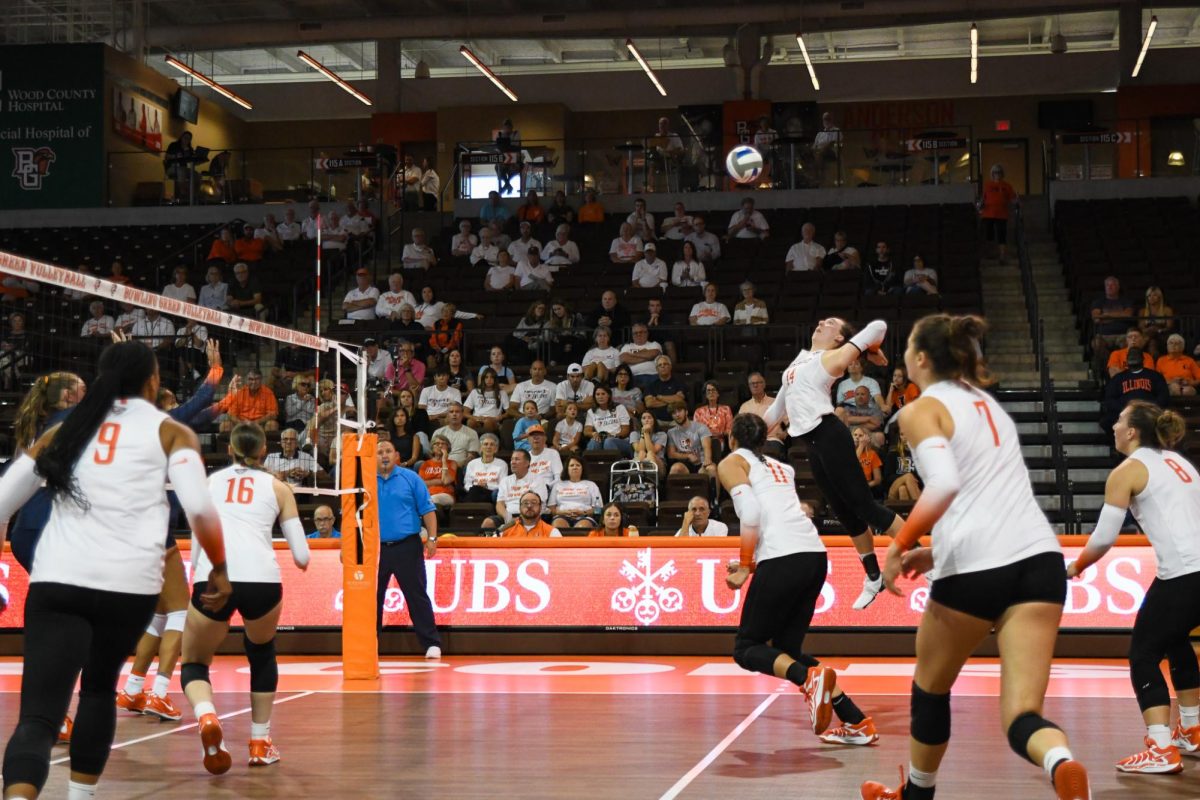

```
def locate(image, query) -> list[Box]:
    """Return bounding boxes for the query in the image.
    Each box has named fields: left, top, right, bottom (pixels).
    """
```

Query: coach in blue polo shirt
left=376, top=438, right=442, bottom=659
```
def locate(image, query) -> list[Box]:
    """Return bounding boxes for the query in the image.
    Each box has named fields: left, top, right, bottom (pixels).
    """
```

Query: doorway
left=978, top=139, right=1029, bottom=194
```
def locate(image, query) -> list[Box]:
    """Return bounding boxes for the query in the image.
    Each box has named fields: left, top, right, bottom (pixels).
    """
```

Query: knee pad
left=244, top=636, right=278, bottom=693
left=1007, top=712, right=1061, bottom=763
left=180, top=662, right=210, bottom=691
left=910, top=682, right=951, bottom=746
left=145, top=613, right=167, bottom=638
left=164, top=609, right=187, bottom=634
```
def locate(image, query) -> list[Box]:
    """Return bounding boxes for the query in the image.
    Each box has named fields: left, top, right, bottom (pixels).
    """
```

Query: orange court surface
left=2, top=654, right=1194, bottom=799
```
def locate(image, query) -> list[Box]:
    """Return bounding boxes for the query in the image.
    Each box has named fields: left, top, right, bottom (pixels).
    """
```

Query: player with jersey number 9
left=1068, top=401, right=1200, bottom=775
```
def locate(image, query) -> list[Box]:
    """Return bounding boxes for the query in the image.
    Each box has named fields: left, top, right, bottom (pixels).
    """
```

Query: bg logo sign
left=11, top=146, right=56, bottom=190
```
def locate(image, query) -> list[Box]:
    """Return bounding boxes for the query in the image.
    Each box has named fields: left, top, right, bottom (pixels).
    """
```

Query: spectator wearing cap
left=235, top=223, right=266, bottom=263
left=631, top=243, right=668, bottom=290
left=401, top=228, right=437, bottom=271
left=362, top=338, right=392, bottom=384
left=555, top=364, right=596, bottom=416
left=689, top=283, right=731, bottom=326
left=1156, top=334, right=1200, bottom=396
left=507, top=221, right=542, bottom=264
left=785, top=223, right=825, bottom=271
left=525, top=425, right=563, bottom=490
left=1101, top=347, right=1168, bottom=434
left=470, top=227, right=501, bottom=268
left=450, top=220, right=478, bottom=258
left=609, top=222, right=644, bottom=265
left=342, top=269, right=380, bottom=321
left=540, top=224, right=580, bottom=270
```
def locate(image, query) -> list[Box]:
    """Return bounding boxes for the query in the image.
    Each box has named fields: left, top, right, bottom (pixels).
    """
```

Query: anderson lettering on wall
left=0, top=43, right=104, bottom=209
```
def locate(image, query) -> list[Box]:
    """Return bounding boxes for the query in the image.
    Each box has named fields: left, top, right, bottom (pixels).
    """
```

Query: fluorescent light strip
left=625, top=38, right=667, bottom=97
left=296, top=50, right=373, bottom=106
left=1131, top=14, right=1157, bottom=77
left=459, top=46, right=518, bottom=102
left=164, top=55, right=253, bottom=110
left=970, top=23, right=978, bottom=84
left=795, top=34, right=820, bottom=91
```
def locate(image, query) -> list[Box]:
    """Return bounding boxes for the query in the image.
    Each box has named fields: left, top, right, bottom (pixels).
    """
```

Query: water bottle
left=627, top=525, right=640, bottom=538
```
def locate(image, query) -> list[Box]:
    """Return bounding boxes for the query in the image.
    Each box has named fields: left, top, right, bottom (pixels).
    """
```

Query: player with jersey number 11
left=1067, top=400, right=1200, bottom=775
left=861, top=314, right=1090, bottom=800
left=720, top=413, right=878, bottom=747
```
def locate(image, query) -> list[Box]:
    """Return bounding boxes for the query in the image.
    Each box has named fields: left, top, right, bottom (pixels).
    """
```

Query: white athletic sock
left=67, top=780, right=96, bottom=800
left=250, top=721, right=271, bottom=739
left=123, top=673, right=145, bottom=695
left=907, top=765, right=936, bottom=788
left=1181, top=705, right=1200, bottom=729
left=1042, top=745, right=1073, bottom=779
left=193, top=701, right=217, bottom=719
left=1148, top=724, right=1171, bottom=748
left=152, top=673, right=171, bottom=698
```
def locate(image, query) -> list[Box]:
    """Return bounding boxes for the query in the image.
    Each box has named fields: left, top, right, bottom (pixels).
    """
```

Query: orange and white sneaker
left=116, top=690, right=147, bottom=714
left=56, top=716, right=73, bottom=745
left=801, top=666, right=836, bottom=735
left=1171, top=723, right=1200, bottom=755
left=143, top=693, right=183, bottom=722
left=248, top=737, right=281, bottom=766
left=819, top=716, right=879, bottom=746
left=1115, top=738, right=1182, bottom=774
left=198, top=713, right=232, bottom=775
left=1053, top=759, right=1092, bottom=799
left=860, top=766, right=906, bottom=799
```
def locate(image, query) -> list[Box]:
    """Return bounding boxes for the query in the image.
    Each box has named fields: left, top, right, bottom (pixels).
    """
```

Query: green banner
left=0, top=43, right=104, bottom=209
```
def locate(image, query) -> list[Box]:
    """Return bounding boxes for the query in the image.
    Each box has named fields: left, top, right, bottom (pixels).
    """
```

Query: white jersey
left=780, top=349, right=836, bottom=436
left=917, top=381, right=1059, bottom=578
left=1127, top=448, right=1200, bottom=580
left=733, top=448, right=823, bottom=563
left=33, top=398, right=171, bottom=595
left=195, top=465, right=281, bottom=583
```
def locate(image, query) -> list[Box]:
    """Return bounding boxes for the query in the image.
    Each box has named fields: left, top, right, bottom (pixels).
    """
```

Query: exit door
left=978, top=139, right=1029, bottom=194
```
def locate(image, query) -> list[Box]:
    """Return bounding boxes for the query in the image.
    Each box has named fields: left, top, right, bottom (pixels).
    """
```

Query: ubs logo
left=11, top=146, right=56, bottom=190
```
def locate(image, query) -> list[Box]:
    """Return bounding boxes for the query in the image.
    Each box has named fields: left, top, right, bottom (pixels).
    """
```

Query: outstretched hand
left=865, top=349, right=889, bottom=368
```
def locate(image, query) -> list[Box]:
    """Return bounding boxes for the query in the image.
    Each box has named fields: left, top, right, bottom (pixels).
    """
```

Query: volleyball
left=725, top=145, right=764, bottom=184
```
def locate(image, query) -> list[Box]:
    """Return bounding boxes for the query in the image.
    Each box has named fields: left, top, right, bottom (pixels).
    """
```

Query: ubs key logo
left=11, top=146, right=56, bottom=190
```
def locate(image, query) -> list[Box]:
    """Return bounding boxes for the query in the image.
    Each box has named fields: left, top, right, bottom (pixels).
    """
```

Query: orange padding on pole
left=340, top=433, right=379, bottom=681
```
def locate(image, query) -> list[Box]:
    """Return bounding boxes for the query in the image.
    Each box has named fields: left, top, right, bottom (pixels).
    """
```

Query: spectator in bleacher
left=469, top=226, right=500, bottom=268
left=526, top=425, right=564, bottom=489
left=903, top=254, right=939, bottom=295
left=386, top=340, right=425, bottom=395
left=342, top=268, right=380, bottom=321
left=270, top=341, right=311, bottom=395
left=620, top=324, right=664, bottom=388
left=885, top=432, right=922, bottom=502
left=414, top=285, right=458, bottom=329
left=553, top=401, right=583, bottom=455
left=308, top=378, right=350, bottom=459
left=626, top=198, right=656, bottom=243
left=835, top=357, right=884, bottom=404
left=733, top=281, right=770, bottom=326
left=215, top=369, right=279, bottom=433
left=507, top=300, right=548, bottom=363
left=542, top=190, right=573, bottom=229
left=234, top=223, right=266, bottom=264
left=419, top=435, right=457, bottom=510
left=131, top=308, right=175, bottom=361
left=301, top=200, right=321, bottom=241
left=834, top=246, right=861, bottom=271
left=609, top=222, right=644, bottom=266
left=276, top=207, right=301, bottom=243
left=1101, top=348, right=1168, bottom=434
left=516, top=246, right=555, bottom=291
left=307, top=506, right=340, bottom=539
left=979, top=163, right=1019, bottom=264
left=427, top=303, right=465, bottom=369
left=465, top=368, right=509, bottom=432
left=590, top=503, right=632, bottom=538
left=206, top=227, right=237, bottom=265
left=583, top=385, right=633, bottom=457
left=397, top=154, right=421, bottom=210
left=785, top=222, right=826, bottom=271
left=198, top=266, right=228, bottom=311
left=265, top=428, right=321, bottom=486
left=630, top=410, right=666, bottom=472
left=173, top=318, right=208, bottom=380
left=282, top=374, right=316, bottom=433
left=376, top=273, right=418, bottom=321
left=738, top=372, right=773, bottom=418
left=864, top=241, right=901, bottom=295
left=1157, top=334, right=1200, bottom=396
left=685, top=215, right=721, bottom=264
left=390, top=306, right=428, bottom=362
left=479, top=190, right=510, bottom=226
left=1108, top=327, right=1157, bottom=378
left=689, top=283, right=731, bottom=326
left=725, top=196, right=769, bottom=240
left=882, top=365, right=920, bottom=415
left=661, top=202, right=694, bottom=241
left=545, top=300, right=586, bottom=364
left=632, top=243, right=668, bottom=290
left=823, top=230, right=854, bottom=270
left=477, top=346, right=517, bottom=392
left=450, top=220, right=478, bottom=259
left=517, top=190, right=545, bottom=227
left=1138, top=285, right=1175, bottom=358
left=1090, top=275, right=1135, bottom=380
left=671, top=241, right=707, bottom=289
left=512, top=402, right=543, bottom=452
left=362, top=338, right=392, bottom=386
left=813, top=112, right=842, bottom=182
left=462, top=433, right=507, bottom=503
left=162, top=266, right=196, bottom=303
left=445, top=349, right=473, bottom=395
left=582, top=326, right=620, bottom=383
left=508, top=221, right=542, bottom=264
left=509, top=360, right=555, bottom=418
left=836, top=385, right=885, bottom=432
left=693, top=380, right=733, bottom=455
left=114, top=302, right=143, bottom=334
left=486, top=219, right=511, bottom=251
left=228, top=262, right=268, bottom=321
left=80, top=300, right=114, bottom=340
left=853, top=425, right=884, bottom=499
left=666, top=402, right=715, bottom=478
left=585, top=290, right=631, bottom=343
left=541, top=224, right=580, bottom=269
left=577, top=190, right=605, bottom=225
left=433, top=402, right=481, bottom=468
left=611, top=364, right=645, bottom=415
left=500, top=492, right=560, bottom=538
left=675, top=496, right=728, bottom=537
left=401, top=228, right=437, bottom=271
left=320, top=211, right=350, bottom=267
left=645, top=356, right=688, bottom=425
left=0, top=313, right=30, bottom=389
left=548, top=456, right=602, bottom=529
left=254, top=214, right=283, bottom=253
left=418, top=367, right=462, bottom=427
left=103, top=259, right=129, bottom=287
left=555, top=363, right=595, bottom=415
left=395, top=387, right=431, bottom=453
left=419, top=157, right=439, bottom=211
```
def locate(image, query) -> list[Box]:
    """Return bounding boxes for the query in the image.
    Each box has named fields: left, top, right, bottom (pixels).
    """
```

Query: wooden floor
left=3, top=656, right=1198, bottom=799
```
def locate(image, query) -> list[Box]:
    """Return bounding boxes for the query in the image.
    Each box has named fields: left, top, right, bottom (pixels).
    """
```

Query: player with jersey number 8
left=1067, top=400, right=1200, bottom=775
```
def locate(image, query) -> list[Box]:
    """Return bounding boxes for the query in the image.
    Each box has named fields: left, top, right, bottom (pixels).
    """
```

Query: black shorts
left=982, top=217, right=1007, bottom=244
left=164, top=529, right=176, bottom=549
left=191, top=580, right=282, bottom=623
left=930, top=551, right=1066, bottom=623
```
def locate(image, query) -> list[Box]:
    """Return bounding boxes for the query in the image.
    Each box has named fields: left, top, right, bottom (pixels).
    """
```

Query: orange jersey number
left=1164, top=458, right=1194, bottom=484
left=224, top=476, right=255, bottom=504
left=974, top=401, right=1000, bottom=447
left=765, top=460, right=791, bottom=485
left=93, top=422, right=121, bottom=464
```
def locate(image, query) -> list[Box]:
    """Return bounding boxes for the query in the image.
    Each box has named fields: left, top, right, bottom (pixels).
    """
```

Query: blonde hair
left=14, top=372, right=81, bottom=449
left=1125, top=401, right=1187, bottom=449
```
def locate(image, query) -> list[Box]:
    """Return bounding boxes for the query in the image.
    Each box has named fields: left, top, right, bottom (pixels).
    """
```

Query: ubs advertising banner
left=0, top=43, right=104, bottom=209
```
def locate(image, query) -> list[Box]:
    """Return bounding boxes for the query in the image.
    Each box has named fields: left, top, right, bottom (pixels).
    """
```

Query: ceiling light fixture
left=970, top=23, right=978, bottom=84
left=296, top=50, right=373, bottom=106
left=795, top=33, right=820, bottom=91
left=1131, top=14, right=1157, bottom=77
left=164, top=55, right=253, bottom=110
left=459, top=46, right=518, bottom=101
left=625, top=38, right=667, bottom=96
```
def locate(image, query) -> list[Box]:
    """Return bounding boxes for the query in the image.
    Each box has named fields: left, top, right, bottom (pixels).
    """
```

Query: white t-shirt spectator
left=516, top=261, right=554, bottom=289
left=80, top=315, right=114, bottom=338
left=401, top=244, right=436, bottom=270
left=321, top=219, right=349, bottom=250
left=464, top=457, right=508, bottom=492
left=464, top=388, right=509, bottom=419
left=162, top=283, right=197, bottom=303
left=555, top=378, right=595, bottom=406
left=485, top=265, right=517, bottom=291
left=418, top=385, right=463, bottom=417
left=904, top=266, right=939, bottom=293
left=301, top=215, right=321, bottom=241
left=585, top=404, right=631, bottom=435
left=376, top=289, right=417, bottom=319
left=786, top=240, right=827, bottom=271
left=199, top=282, right=228, bottom=310
left=528, top=448, right=563, bottom=489
left=626, top=211, right=656, bottom=241
left=661, top=214, right=694, bottom=240
left=451, top=232, right=478, bottom=257
left=552, top=419, right=583, bottom=450
left=364, top=351, right=392, bottom=382
left=507, top=238, right=542, bottom=264
left=728, top=208, right=769, bottom=239
left=541, top=239, right=580, bottom=268
left=175, top=323, right=208, bottom=350
left=609, top=235, right=643, bottom=262
left=276, top=221, right=302, bottom=242
left=549, top=480, right=603, bottom=515
left=689, top=301, right=731, bottom=325
left=414, top=302, right=479, bottom=330
left=685, top=230, right=722, bottom=263
left=510, top=380, right=555, bottom=415
left=676, top=519, right=730, bottom=537
left=343, top=286, right=380, bottom=321
left=631, top=258, right=668, bottom=289
left=496, top=472, right=549, bottom=518
left=835, top=375, right=883, bottom=403
left=733, top=302, right=770, bottom=326
left=264, top=451, right=318, bottom=485
left=672, top=260, right=706, bottom=288
left=620, top=341, right=663, bottom=377
left=470, top=242, right=500, bottom=267
left=582, top=346, right=621, bottom=371
left=114, top=308, right=144, bottom=332
left=131, top=315, right=174, bottom=349
left=432, top=424, right=481, bottom=467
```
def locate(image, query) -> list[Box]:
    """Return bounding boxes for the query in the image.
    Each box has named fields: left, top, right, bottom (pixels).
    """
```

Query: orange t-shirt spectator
left=214, top=371, right=280, bottom=431
left=1157, top=353, right=1200, bottom=385
left=517, top=193, right=545, bottom=225
left=980, top=178, right=1016, bottom=220
left=578, top=192, right=606, bottom=224
left=418, top=445, right=457, bottom=504
left=206, top=228, right=238, bottom=264
left=234, top=226, right=265, bottom=263
left=1108, top=347, right=1155, bottom=375
left=502, top=518, right=559, bottom=537
left=858, top=448, right=883, bottom=482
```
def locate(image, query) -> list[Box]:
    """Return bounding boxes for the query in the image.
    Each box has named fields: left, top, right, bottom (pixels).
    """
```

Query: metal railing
left=1047, top=118, right=1200, bottom=182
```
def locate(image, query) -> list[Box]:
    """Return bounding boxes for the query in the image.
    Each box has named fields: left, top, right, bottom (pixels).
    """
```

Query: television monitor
left=172, top=89, right=199, bottom=124
left=1037, top=100, right=1093, bottom=131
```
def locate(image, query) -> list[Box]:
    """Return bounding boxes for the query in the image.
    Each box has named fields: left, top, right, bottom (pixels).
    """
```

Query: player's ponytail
left=1156, top=410, right=1187, bottom=448
left=14, top=371, right=80, bottom=450
left=1125, top=400, right=1186, bottom=449
left=230, top=422, right=266, bottom=469
left=730, top=413, right=768, bottom=463
left=36, top=342, right=157, bottom=509
left=911, top=313, right=994, bottom=387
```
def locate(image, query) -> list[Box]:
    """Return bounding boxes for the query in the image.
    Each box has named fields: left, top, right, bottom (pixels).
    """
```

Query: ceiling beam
left=825, top=31, right=835, bottom=58
left=332, top=43, right=367, bottom=69
left=267, top=47, right=309, bottom=72
left=1187, top=8, right=1200, bottom=42
left=1042, top=16, right=1054, bottom=45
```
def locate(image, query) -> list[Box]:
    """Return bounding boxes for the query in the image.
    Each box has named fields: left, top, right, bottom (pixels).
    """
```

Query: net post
left=340, top=431, right=379, bottom=680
